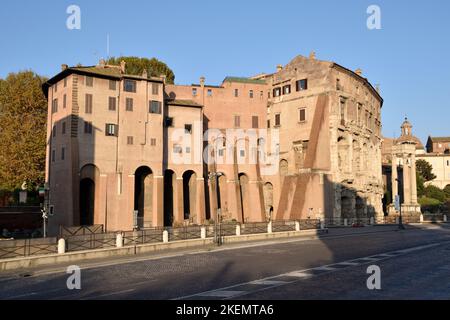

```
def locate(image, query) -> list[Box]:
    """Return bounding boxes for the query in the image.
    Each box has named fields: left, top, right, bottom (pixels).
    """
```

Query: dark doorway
left=182, top=170, right=197, bottom=221
left=134, top=166, right=153, bottom=228
left=80, top=178, right=95, bottom=226
left=164, top=170, right=175, bottom=227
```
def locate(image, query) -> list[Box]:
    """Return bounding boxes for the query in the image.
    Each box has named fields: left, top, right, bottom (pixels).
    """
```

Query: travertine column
left=196, top=177, right=206, bottom=224
left=152, top=176, right=164, bottom=227
left=174, top=178, right=184, bottom=224
left=410, top=153, right=418, bottom=204
left=403, top=155, right=411, bottom=204
left=391, top=154, right=398, bottom=201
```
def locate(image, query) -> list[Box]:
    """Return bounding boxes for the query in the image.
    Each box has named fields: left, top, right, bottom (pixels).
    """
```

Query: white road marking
left=83, top=289, right=135, bottom=299
left=286, top=271, right=314, bottom=279
left=250, top=280, right=289, bottom=286
left=200, top=290, right=246, bottom=298
left=314, top=266, right=337, bottom=271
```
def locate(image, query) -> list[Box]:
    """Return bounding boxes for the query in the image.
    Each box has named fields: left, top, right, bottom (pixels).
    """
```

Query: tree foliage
left=416, top=159, right=436, bottom=182
left=423, top=185, right=446, bottom=203
left=106, top=56, right=175, bottom=84
left=0, top=71, right=47, bottom=191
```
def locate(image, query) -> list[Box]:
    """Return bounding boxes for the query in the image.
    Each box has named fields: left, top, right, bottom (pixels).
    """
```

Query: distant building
left=426, top=136, right=450, bottom=154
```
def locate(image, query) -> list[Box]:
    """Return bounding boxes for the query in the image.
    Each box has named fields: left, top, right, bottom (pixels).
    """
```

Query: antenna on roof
left=106, top=33, right=110, bottom=59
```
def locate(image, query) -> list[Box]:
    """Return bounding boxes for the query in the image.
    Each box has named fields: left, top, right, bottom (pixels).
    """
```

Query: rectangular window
left=149, top=100, right=162, bottom=114
left=234, top=89, right=239, bottom=97
left=124, top=79, right=136, bottom=93
left=240, top=150, right=245, bottom=157
left=260, top=91, right=264, bottom=99
left=267, top=119, right=270, bottom=128
left=108, top=97, right=116, bottom=111
left=51, top=150, right=55, bottom=162
left=62, top=122, right=66, bottom=135
left=447, top=160, right=449, bottom=166
left=207, top=89, right=212, bottom=97
left=283, top=85, right=291, bottom=95
left=249, top=90, right=254, bottom=98
left=85, top=94, right=93, bottom=114
left=127, top=136, right=134, bottom=145
left=186, top=147, right=191, bottom=154
left=185, top=124, right=193, bottom=134
left=126, top=98, right=133, bottom=111
left=275, top=113, right=281, bottom=127
left=273, top=87, right=281, bottom=97
left=192, top=88, right=197, bottom=96
left=336, top=79, right=341, bottom=91
left=252, top=116, right=259, bottom=129
left=299, top=108, right=306, bottom=122
left=173, top=145, right=183, bottom=154
left=61, top=147, right=65, bottom=161
left=152, top=83, right=159, bottom=95
left=63, top=94, right=67, bottom=109
left=109, top=80, right=116, bottom=91
left=340, top=99, right=346, bottom=122
left=64, top=77, right=67, bottom=88
left=296, top=79, right=308, bottom=91
left=218, top=149, right=224, bottom=157
left=151, top=138, right=156, bottom=146
left=84, top=121, right=93, bottom=134
left=54, top=83, right=57, bottom=93
left=86, top=76, right=93, bottom=87
left=234, top=115, right=241, bottom=128
left=52, top=125, right=57, bottom=138
left=52, top=99, right=58, bottom=113
left=105, top=123, right=118, bottom=136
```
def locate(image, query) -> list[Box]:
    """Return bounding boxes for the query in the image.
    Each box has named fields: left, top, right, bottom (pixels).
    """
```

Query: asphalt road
left=1, top=224, right=450, bottom=300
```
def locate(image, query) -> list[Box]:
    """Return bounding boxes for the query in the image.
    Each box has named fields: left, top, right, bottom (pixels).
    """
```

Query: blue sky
left=0, top=0, right=449, bottom=143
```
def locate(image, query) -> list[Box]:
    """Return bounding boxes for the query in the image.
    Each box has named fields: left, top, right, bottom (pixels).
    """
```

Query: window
left=54, top=83, right=57, bottom=93
left=108, top=97, right=116, bottom=111
left=124, top=79, right=136, bottom=93
left=357, top=103, right=362, bottom=126
left=340, top=99, right=346, bottom=122
left=62, top=122, right=66, bottom=135
left=218, top=149, right=224, bottom=157
left=64, top=78, right=67, bottom=88
left=185, top=124, right=193, bottom=134
left=61, top=147, right=65, bottom=161
left=86, top=76, right=93, bottom=87
left=186, top=147, right=191, bottom=154
left=109, top=80, right=116, bottom=91
left=85, top=94, right=93, bottom=114
left=252, top=116, right=259, bottom=129
left=52, top=99, right=58, bottom=113
left=299, top=108, right=306, bottom=122
left=151, top=138, right=156, bottom=146
left=240, top=150, right=245, bottom=157
left=249, top=90, right=254, bottom=98
left=447, top=160, right=450, bottom=166
left=173, top=145, right=183, bottom=154
left=164, top=117, right=174, bottom=127
left=273, top=87, right=281, bottom=97
left=126, top=98, right=133, bottom=111
left=275, top=114, right=281, bottom=127
left=149, top=100, right=162, bottom=114
left=105, top=123, right=118, bottom=136
left=192, top=88, right=197, bottom=96
left=283, top=85, right=291, bottom=95
left=207, top=89, right=212, bottom=97
left=63, top=94, right=67, bottom=109
left=336, top=79, right=341, bottom=91
left=260, top=91, right=264, bottom=99
left=127, top=136, right=134, bottom=145
left=52, top=125, right=56, bottom=138
left=296, top=79, right=308, bottom=91
left=51, top=150, right=55, bottom=162
left=234, top=89, right=239, bottom=97
left=152, top=83, right=159, bottom=95
left=84, top=121, right=93, bottom=134
left=234, top=115, right=241, bottom=128
left=267, top=119, right=270, bottom=128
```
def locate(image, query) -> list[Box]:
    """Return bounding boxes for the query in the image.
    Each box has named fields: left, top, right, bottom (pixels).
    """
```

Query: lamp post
left=395, top=179, right=405, bottom=230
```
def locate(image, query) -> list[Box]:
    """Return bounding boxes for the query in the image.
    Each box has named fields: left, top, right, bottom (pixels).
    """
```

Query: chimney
left=120, top=60, right=126, bottom=74
left=98, top=59, right=106, bottom=67
left=142, top=69, right=148, bottom=78
left=61, top=64, right=68, bottom=71
left=309, top=51, right=316, bottom=60
left=276, top=65, right=283, bottom=72
left=355, top=69, right=363, bottom=76
left=200, top=76, right=205, bottom=87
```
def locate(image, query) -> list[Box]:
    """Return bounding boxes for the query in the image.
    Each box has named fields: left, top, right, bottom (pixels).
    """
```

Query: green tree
left=444, top=184, right=450, bottom=199
left=416, top=159, right=436, bottom=182
left=106, top=56, right=175, bottom=84
left=423, top=185, right=446, bottom=203
left=417, top=175, right=425, bottom=198
left=0, top=71, right=47, bottom=191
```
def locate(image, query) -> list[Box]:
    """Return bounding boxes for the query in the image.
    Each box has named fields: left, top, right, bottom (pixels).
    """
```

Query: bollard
left=344, top=218, right=348, bottom=227
left=396, top=217, right=400, bottom=224
left=201, top=227, right=206, bottom=239
left=295, top=221, right=300, bottom=232
left=267, top=221, right=273, bottom=234
left=420, top=214, right=424, bottom=223
left=444, top=215, right=448, bottom=222
left=163, top=230, right=169, bottom=243
left=320, top=220, right=325, bottom=230
left=116, top=233, right=123, bottom=248
left=236, top=224, right=241, bottom=236
left=370, top=217, right=374, bottom=225
left=58, top=238, right=66, bottom=254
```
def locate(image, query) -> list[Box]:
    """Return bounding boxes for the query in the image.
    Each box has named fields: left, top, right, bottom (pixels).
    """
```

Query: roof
left=428, top=137, right=450, bottom=143
left=166, top=99, right=203, bottom=108
left=396, top=135, right=424, bottom=150
left=222, top=77, right=267, bottom=85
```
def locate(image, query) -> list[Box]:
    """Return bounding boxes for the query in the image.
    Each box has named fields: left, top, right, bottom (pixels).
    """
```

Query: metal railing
left=166, top=226, right=202, bottom=242
left=66, top=233, right=117, bottom=252
left=298, top=219, right=321, bottom=230
left=122, top=228, right=164, bottom=246
left=241, top=222, right=268, bottom=235
left=272, top=220, right=297, bottom=232
left=0, top=238, right=57, bottom=259
left=59, top=225, right=104, bottom=237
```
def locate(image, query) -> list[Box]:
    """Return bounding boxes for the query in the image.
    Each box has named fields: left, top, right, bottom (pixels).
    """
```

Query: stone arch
left=280, top=159, right=288, bottom=177
left=337, top=136, right=348, bottom=171
left=182, top=170, right=197, bottom=221
left=164, top=169, right=176, bottom=227
left=134, top=166, right=153, bottom=228
left=79, top=164, right=100, bottom=226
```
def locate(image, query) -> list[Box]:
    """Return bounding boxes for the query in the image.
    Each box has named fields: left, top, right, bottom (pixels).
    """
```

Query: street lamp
left=395, top=178, right=405, bottom=230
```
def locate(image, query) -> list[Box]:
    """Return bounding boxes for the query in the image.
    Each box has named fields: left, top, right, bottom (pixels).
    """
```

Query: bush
left=423, top=185, right=446, bottom=203
left=444, top=185, right=450, bottom=199
left=419, top=196, right=443, bottom=214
